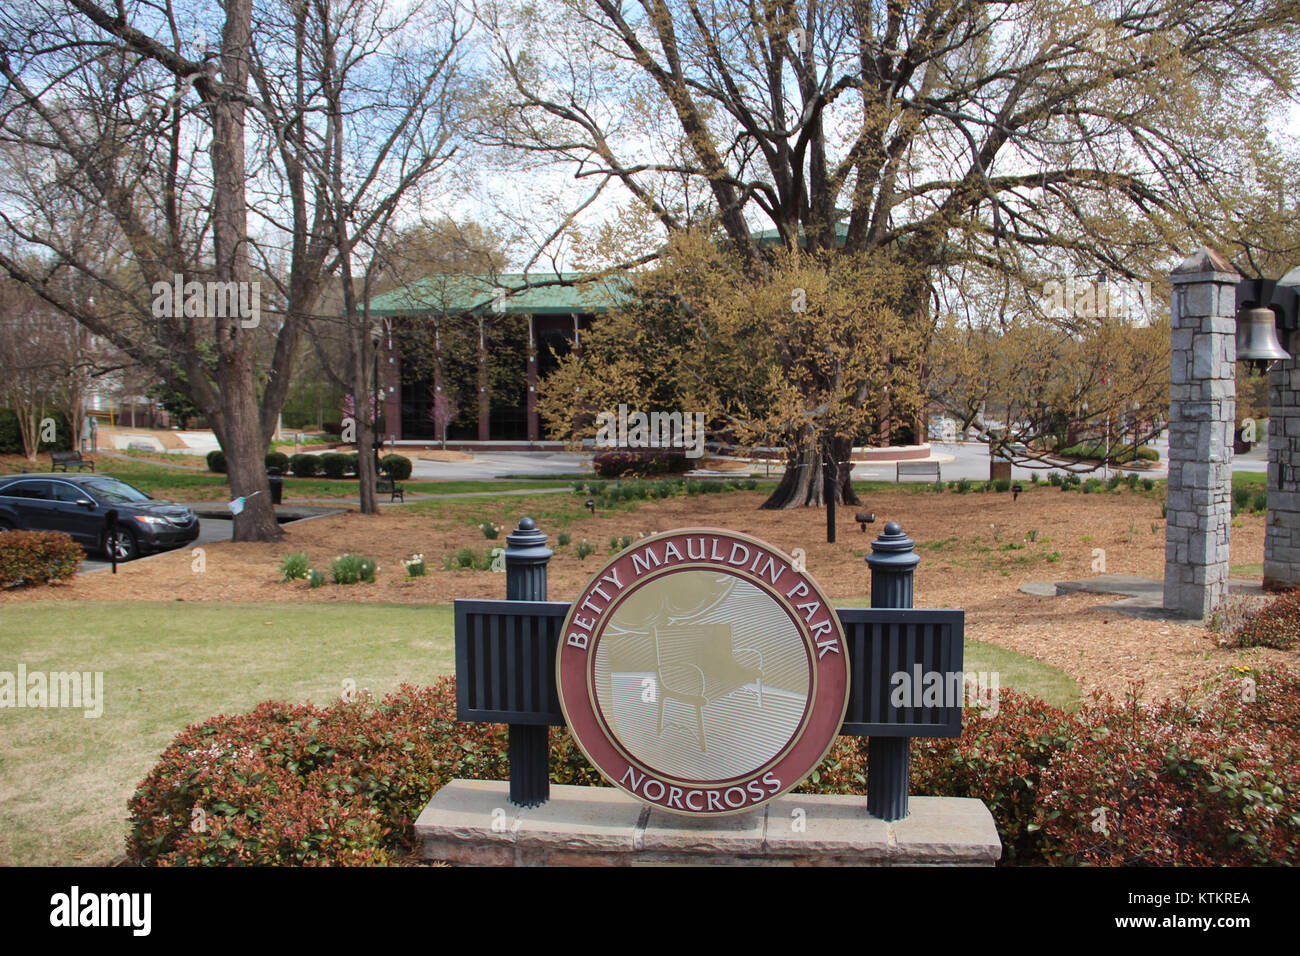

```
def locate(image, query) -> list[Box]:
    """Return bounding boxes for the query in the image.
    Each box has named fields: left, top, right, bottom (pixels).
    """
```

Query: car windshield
left=84, top=478, right=151, bottom=504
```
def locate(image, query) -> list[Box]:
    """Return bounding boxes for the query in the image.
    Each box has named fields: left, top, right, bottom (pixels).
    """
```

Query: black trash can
left=267, top=466, right=284, bottom=505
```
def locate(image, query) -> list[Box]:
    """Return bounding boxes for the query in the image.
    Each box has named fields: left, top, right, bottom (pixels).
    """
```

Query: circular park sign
left=556, top=528, right=850, bottom=816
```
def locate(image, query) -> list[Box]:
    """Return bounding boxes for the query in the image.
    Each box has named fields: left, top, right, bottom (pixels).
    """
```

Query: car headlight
left=132, top=515, right=169, bottom=527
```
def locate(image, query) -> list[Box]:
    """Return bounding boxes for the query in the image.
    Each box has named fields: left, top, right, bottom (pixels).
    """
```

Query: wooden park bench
left=376, top=475, right=404, bottom=502
left=51, top=450, right=94, bottom=472
left=896, top=460, right=940, bottom=482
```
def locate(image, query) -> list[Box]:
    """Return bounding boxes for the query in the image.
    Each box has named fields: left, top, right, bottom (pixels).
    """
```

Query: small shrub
left=1251, top=491, right=1268, bottom=513
left=1047, top=473, right=1063, bottom=487
left=0, top=531, right=83, bottom=586
left=289, top=453, right=320, bottom=478
left=307, top=569, right=326, bottom=588
left=741, top=478, right=757, bottom=490
left=1141, top=478, right=1154, bottom=491
left=1030, top=472, right=1040, bottom=484
left=279, top=552, right=310, bottom=582
left=955, top=478, right=972, bottom=494
left=402, top=554, right=427, bottom=578
left=1230, top=591, right=1300, bottom=649
left=206, top=450, right=227, bottom=473
left=265, top=451, right=289, bottom=473
left=330, top=553, right=377, bottom=585
left=609, top=536, right=621, bottom=552
left=576, top=540, right=596, bottom=560
left=344, top=453, right=360, bottom=477
left=480, top=522, right=502, bottom=540
left=1234, top=487, right=1251, bottom=510
left=557, top=532, right=572, bottom=547
left=319, top=452, right=349, bottom=479
left=379, top=454, right=413, bottom=481
left=994, top=479, right=1011, bottom=493
left=453, top=547, right=476, bottom=569
left=932, top=480, right=944, bottom=493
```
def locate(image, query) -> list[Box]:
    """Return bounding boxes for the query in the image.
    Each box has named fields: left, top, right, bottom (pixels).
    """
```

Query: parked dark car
left=0, top=474, right=199, bottom=561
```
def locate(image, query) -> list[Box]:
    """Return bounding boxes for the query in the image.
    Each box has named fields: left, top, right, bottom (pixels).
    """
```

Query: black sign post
left=865, top=521, right=921, bottom=821
left=105, top=508, right=119, bottom=574
left=503, top=517, right=554, bottom=808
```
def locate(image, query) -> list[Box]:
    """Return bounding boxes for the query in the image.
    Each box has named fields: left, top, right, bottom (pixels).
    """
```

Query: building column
left=1163, top=247, right=1238, bottom=620
left=526, top=314, right=539, bottom=442
left=382, top=319, right=402, bottom=442
left=477, top=316, right=490, bottom=441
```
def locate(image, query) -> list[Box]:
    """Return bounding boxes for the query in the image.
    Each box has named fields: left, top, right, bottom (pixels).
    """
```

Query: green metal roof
left=366, top=272, right=633, bottom=316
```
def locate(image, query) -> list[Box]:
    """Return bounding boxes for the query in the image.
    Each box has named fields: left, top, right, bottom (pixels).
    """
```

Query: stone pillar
left=1263, top=268, right=1300, bottom=589
left=1162, top=248, right=1239, bottom=619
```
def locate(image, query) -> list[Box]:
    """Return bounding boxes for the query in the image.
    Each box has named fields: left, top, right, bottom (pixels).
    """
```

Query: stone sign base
left=415, top=780, right=1002, bottom=866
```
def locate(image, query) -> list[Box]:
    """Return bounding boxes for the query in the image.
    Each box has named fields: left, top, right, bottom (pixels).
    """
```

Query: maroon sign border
left=556, top=528, right=849, bottom=817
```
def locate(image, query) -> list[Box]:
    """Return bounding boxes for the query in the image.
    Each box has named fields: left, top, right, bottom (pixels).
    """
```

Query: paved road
left=80, top=517, right=233, bottom=574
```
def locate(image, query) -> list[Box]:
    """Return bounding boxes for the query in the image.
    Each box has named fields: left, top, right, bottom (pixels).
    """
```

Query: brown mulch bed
left=5, top=486, right=1294, bottom=700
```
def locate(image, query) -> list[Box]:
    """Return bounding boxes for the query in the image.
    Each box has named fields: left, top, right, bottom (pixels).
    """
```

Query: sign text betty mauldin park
left=415, top=519, right=1003, bottom=866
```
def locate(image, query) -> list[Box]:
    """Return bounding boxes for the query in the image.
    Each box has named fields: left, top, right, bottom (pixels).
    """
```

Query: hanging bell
left=1236, top=306, right=1289, bottom=374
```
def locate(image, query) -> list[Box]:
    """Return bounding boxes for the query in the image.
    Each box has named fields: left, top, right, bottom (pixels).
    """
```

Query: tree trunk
left=212, top=0, right=280, bottom=542
left=760, top=428, right=860, bottom=509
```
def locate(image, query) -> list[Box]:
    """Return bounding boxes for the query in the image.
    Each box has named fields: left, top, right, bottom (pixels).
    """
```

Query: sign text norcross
left=557, top=528, right=850, bottom=816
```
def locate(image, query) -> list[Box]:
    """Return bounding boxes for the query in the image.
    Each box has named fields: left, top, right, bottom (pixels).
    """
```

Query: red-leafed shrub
left=126, top=679, right=512, bottom=866
left=0, top=530, right=83, bottom=586
left=913, top=666, right=1300, bottom=866
left=911, top=690, right=1081, bottom=863
left=1035, top=669, right=1300, bottom=866
left=593, top=450, right=692, bottom=478
left=129, top=668, right=1300, bottom=866
left=1229, top=591, right=1300, bottom=650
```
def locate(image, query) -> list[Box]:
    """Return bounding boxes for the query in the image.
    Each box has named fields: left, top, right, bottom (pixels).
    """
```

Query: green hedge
left=379, top=454, right=412, bottom=481
left=1058, top=442, right=1159, bottom=463
left=319, top=452, right=350, bottom=479
left=289, top=453, right=321, bottom=477
left=0, top=409, right=73, bottom=455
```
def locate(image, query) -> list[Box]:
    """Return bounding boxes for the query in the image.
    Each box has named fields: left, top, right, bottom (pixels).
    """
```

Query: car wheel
left=0, top=519, right=13, bottom=533
left=103, top=528, right=138, bottom=562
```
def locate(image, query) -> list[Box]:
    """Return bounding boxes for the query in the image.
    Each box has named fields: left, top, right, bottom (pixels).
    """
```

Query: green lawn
left=833, top=598, right=1081, bottom=711
left=0, top=602, right=454, bottom=866
left=0, top=597, right=1078, bottom=866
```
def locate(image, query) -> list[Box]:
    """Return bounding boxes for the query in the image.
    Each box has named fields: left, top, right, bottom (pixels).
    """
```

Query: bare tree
left=478, top=0, right=1300, bottom=506
left=269, top=0, right=467, bottom=514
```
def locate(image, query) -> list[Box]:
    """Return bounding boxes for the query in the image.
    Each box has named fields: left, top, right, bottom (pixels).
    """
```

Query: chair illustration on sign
left=652, top=622, right=764, bottom=752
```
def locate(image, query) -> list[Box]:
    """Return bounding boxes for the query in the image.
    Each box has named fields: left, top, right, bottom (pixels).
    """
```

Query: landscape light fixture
left=584, top=498, right=595, bottom=515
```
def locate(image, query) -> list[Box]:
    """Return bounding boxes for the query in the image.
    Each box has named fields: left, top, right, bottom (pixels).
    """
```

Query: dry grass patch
left=4, top=485, right=1294, bottom=699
